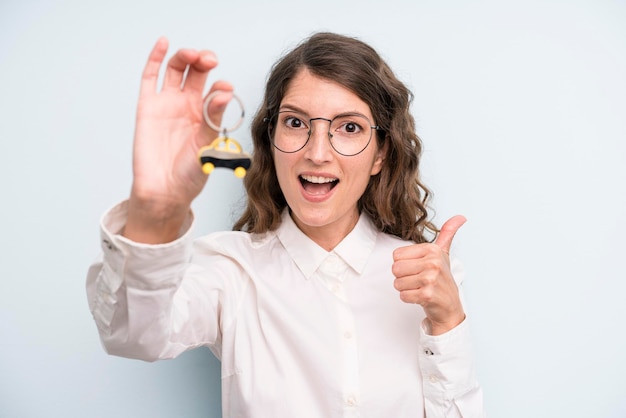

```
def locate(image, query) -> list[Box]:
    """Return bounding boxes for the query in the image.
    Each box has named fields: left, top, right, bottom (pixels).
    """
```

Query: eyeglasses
left=265, top=111, right=382, bottom=156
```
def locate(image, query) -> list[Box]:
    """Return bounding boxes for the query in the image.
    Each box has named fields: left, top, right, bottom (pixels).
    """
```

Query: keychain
left=198, top=91, right=251, bottom=178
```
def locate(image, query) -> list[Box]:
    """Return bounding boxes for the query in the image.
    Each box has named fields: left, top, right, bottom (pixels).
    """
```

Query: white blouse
left=87, top=201, right=485, bottom=418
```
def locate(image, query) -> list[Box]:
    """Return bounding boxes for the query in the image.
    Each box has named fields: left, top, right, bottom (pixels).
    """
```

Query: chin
left=290, top=207, right=330, bottom=227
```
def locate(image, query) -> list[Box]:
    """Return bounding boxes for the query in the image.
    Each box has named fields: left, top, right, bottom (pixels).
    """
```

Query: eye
left=282, top=115, right=307, bottom=129
left=334, top=116, right=366, bottom=135
left=343, top=121, right=361, bottom=133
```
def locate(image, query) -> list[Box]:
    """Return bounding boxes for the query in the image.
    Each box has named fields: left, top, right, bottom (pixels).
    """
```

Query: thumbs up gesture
left=392, top=215, right=467, bottom=335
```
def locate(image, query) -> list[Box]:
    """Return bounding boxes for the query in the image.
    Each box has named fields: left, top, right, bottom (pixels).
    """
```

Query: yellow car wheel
left=202, top=162, right=215, bottom=175
left=234, top=167, right=246, bottom=178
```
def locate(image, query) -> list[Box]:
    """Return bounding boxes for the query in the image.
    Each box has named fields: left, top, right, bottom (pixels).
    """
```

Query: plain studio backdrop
left=1, top=0, right=625, bottom=417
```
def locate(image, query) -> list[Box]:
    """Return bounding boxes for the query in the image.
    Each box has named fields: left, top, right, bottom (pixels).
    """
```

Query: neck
left=291, top=211, right=360, bottom=252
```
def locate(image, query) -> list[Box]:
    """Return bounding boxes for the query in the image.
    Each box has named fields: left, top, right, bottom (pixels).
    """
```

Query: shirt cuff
left=419, top=317, right=477, bottom=397
left=98, top=200, right=195, bottom=290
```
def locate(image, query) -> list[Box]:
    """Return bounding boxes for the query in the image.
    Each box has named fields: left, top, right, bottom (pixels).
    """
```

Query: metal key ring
left=202, top=90, right=245, bottom=133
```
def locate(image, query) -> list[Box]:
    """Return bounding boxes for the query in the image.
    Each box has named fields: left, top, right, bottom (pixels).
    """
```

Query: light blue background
left=1, top=0, right=625, bottom=417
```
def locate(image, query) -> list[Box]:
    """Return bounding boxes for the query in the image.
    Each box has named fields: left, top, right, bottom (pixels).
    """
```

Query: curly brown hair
left=233, top=32, right=438, bottom=243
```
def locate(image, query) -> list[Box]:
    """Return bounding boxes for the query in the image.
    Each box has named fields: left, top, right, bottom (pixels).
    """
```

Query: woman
left=87, top=32, right=485, bottom=417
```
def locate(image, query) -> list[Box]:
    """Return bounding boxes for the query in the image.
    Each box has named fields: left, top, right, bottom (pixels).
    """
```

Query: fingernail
left=202, top=52, right=218, bottom=64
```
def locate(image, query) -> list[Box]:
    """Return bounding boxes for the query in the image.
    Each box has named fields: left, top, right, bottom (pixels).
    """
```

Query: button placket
left=319, top=254, right=361, bottom=413
left=336, top=283, right=359, bottom=415
left=317, top=253, right=360, bottom=412
left=319, top=253, right=348, bottom=301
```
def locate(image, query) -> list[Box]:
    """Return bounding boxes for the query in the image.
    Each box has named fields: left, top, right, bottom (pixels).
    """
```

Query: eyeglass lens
left=269, top=111, right=375, bottom=156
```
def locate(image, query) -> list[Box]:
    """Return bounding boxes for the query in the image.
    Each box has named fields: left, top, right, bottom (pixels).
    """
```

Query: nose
left=304, top=118, right=334, bottom=163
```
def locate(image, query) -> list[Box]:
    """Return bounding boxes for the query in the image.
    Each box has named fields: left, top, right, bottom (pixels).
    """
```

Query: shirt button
left=429, top=374, right=439, bottom=383
left=346, top=395, right=357, bottom=406
left=102, top=239, right=116, bottom=250
left=344, top=331, right=353, bottom=339
left=331, top=284, right=341, bottom=293
left=424, top=348, right=434, bottom=356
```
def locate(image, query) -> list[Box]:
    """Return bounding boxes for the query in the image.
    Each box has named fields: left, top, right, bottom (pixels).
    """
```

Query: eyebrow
left=278, top=104, right=310, bottom=116
left=278, top=104, right=372, bottom=120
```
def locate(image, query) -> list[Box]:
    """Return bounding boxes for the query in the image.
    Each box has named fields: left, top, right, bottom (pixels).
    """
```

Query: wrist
left=425, top=312, right=466, bottom=336
left=123, top=193, right=190, bottom=244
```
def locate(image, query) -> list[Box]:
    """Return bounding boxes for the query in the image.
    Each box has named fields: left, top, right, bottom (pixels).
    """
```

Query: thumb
left=434, top=215, right=467, bottom=254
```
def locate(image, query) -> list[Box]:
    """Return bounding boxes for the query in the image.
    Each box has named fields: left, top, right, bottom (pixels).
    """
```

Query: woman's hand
left=392, top=216, right=467, bottom=335
left=124, top=37, right=233, bottom=243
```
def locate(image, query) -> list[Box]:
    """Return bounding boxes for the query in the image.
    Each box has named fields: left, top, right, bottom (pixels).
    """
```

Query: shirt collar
left=275, top=209, right=378, bottom=279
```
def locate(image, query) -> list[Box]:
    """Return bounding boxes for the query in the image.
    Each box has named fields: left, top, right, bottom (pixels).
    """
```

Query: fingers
left=161, top=48, right=193, bottom=89
left=206, top=81, right=234, bottom=107
left=140, top=39, right=221, bottom=96
left=392, top=215, right=466, bottom=289
left=163, top=49, right=218, bottom=92
left=393, top=215, right=466, bottom=261
left=392, top=254, right=441, bottom=292
left=140, top=37, right=169, bottom=95
left=395, top=287, right=432, bottom=305
left=183, top=50, right=218, bottom=93
left=434, top=215, right=467, bottom=254
left=393, top=272, right=428, bottom=293
left=392, top=214, right=467, bottom=294
left=200, top=81, right=235, bottom=135
left=392, top=249, right=463, bottom=327
left=393, top=265, right=444, bottom=309
left=392, top=215, right=466, bottom=333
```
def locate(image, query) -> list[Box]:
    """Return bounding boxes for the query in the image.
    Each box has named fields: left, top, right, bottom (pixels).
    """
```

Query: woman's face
left=273, top=69, right=385, bottom=250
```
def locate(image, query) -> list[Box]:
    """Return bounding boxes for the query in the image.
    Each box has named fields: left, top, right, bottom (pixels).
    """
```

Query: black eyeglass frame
left=263, top=112, right=383, bottom=157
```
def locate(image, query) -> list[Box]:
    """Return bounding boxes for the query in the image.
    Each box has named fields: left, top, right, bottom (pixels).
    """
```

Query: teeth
left=301, top=174, right=337, bottom=184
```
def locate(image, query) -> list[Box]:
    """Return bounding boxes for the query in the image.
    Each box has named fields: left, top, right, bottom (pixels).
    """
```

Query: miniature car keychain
left=198, top=91, right=252, bottom=178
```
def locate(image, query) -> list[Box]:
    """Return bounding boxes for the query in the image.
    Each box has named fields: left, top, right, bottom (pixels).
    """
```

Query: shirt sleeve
left=419, top=257, right=486, bottom=418
left=85, top=200, right=242, bottom=362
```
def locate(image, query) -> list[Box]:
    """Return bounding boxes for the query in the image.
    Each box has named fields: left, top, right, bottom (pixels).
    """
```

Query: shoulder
left=195, top=228, right=277, bottom=249
left=375, top=229, right=413, bottom=251
left=193, top=229, right=280, bottom=260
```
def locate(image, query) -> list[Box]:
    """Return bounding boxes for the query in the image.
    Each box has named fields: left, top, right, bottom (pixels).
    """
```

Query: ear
left=370, top=139, right=388, bottom=176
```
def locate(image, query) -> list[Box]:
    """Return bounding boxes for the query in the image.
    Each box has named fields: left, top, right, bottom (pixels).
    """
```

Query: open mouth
left=299, top=174, right=339, bottom=195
